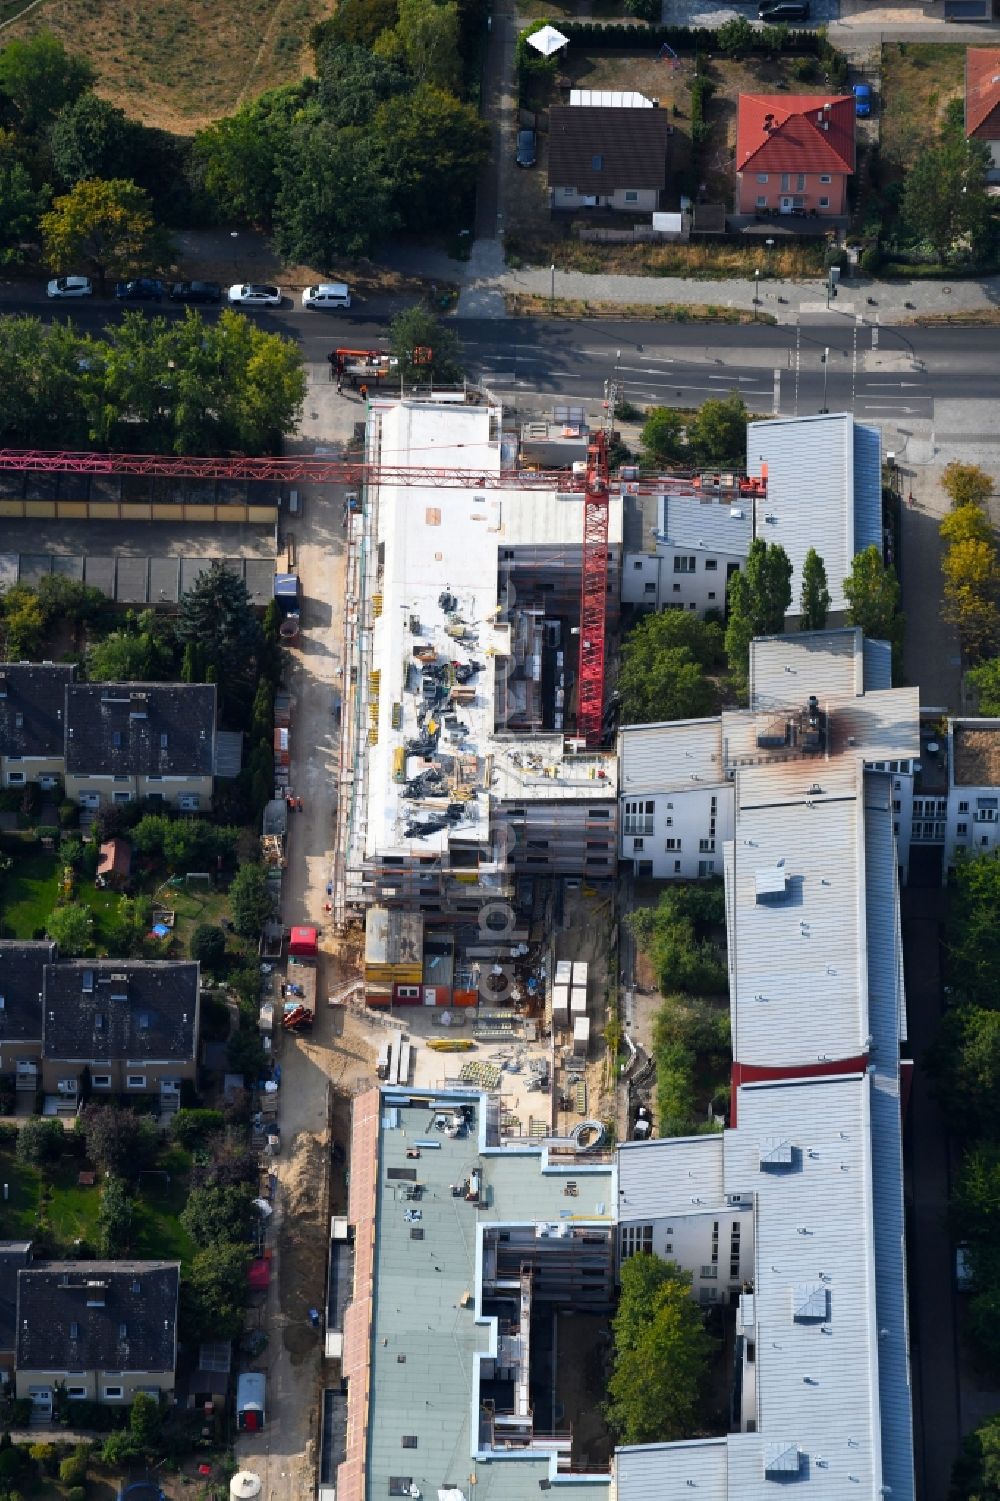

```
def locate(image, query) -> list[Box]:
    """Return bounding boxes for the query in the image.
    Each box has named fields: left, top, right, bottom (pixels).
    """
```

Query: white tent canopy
left=526, top=22, right=569, bottom=54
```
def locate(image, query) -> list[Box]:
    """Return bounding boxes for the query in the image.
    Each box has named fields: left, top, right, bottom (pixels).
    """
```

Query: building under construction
left=335, top=397, right=622, bottom=993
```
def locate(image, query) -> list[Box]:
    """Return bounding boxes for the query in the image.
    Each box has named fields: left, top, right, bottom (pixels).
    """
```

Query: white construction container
left=555, top=960, right=572, bottom=986
left=571, top=987, right=587, bottom=1016
left=552, top=984, right=570, bottom=1022
left=573, top=1017, right=591, bottom=1056
left=572, top=961, right=589, bottom=989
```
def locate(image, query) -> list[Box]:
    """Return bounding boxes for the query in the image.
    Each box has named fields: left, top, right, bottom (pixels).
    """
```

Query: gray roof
left=618, top=718, right=725, bottom=797
left=16, top=1261, right=179, bottom=1373
left=748, top=413, right=882, bottom=616
left=0, top=663, right=75, bottom=759
left=42, top=961, right=199, bottom=1064
left=64, top=683, right=216, bottom=776
left=749, top=628, right=866, bottom=709
left=658, top=493, right=753, bottom=554
left=0, top=941, right=55, bottom=1044
left=619, top=1135, right=724, bottom=1220
left=548, top=105, right=671, bottom=191
left=0, top=1242, right=32, bottom=1356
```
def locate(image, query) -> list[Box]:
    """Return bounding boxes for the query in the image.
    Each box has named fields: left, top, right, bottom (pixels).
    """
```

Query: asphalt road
left=4, top=288, right=1000, bottom=420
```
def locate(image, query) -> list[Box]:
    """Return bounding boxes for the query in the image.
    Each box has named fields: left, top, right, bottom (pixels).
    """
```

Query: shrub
left=67, top=1488, right=87, bottom=1501
left=716, top=14, right=754, bottom=56
left=791, top=55, right=815, bottom=80
left=59, top=1456, right=87, bottom=1487
left=171, top=1108, right=225, bottom=1148
left=190, top=923, right=227, bottom=967
left=624, top=0, right=660, bottom=17
left=17, top=1116, right=65, bottom=1165
left=859, top=245, right=882, bottom=275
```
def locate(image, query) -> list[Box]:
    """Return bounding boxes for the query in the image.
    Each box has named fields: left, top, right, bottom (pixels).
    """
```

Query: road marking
left=773, top=368, right=781, bottom=415
left=708, top=374, right=757, bottom=383
left=863, top=381, right=927, bottom=389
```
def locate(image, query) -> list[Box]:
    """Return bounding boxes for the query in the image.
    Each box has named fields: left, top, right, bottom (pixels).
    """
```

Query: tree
left=0, top=33, right=94, bottom=132
left=128, top=1391, right=162, bottom=1453
left=181, top=1183, right=259, bottom=1246
left=947, top=851, right=1000, bottom=1008
left=724, top=539, right=793, bottom=680
left=388, top=303, right=463, bottom=384
left=0, top=315, right=101, bottom=449
left=618, top=612, right=724, bottom=724
left=228, top=861, right=274, bottom=938
left=16, top=1116, right=65, bottom=1166
left=375, top=84, right=489, bottom=233
left=316, top=42, right=410, bottom=126
left=941, top=502, right=996, bottom=550
left=98, top=1174, right=133, bottom=1256
left=378, top=0, right=461, bottom=88
left=799, top=547, right=831, bottom=631
left=40, top=177, right=166, bottom=294
left=182, top=1244, right=252, bottom=1341
left=191, top=924, right=227, bottom=967
left=951, top=1410, right=1000, bottom=1499
left=942, top=462, right=994, bottom=512
left=605, top=1253, right=712, bottom=1445
left=927, top=1005, right=1000, bottom=1139
left=967, top=658, right=1000, bottom=716
left=313, top=0, right=400, bottom=50
left=844, top=544, right=902, bottom=642
left=687, top=393, right=749, bottom=466
left=0, top=155, right=48, bottom=267
left=716, top=13, right=755, bottom=56
left=49, top=93, right=134, bottom=189
left=627, top=881, right=728, bottom=997
left=942, top=538, right=999, bottom=661
left=193, top=83, right=307, bottom=227
left=106, top=894, right=154, bottom=957
left=177, top=562, right=264, bottom=684
left=36, top=574, right=106, bottom=626
left=88, top=622, right=173, bottom=681
left=902, top=131, right=992, bottom=262
left=1, top=583, right=47, bottom=658
left=952, top=1143, right=1000, bottom=1244
left=274, top=116, right=399, bottom=262
left=652, top=993, right=731, bottom=1136
left=58, top=1452, right=88, bottom=1487
left=640, top=406, right=685, bottom=465
left=45, top=903, right=94, bottom=956
left=81, top=1105, right=158, bottom=1177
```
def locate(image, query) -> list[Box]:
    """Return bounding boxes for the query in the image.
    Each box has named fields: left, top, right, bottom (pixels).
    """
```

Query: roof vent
left=754, top=867, right=789, bottom=904
left=759, top=1135, right=794, bottom=1169
left=764, top=1444, right=802, bottom=1477
left=793, top=1283, right=830, bottom=1322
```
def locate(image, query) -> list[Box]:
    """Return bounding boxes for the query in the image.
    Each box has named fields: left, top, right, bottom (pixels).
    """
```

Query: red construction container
left=288, top=925, right=318, bottom=957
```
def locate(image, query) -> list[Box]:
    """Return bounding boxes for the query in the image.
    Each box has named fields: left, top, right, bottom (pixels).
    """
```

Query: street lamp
left=820, top=346, right=829, bottom=414
left=550, top=262, right=555, bottom=311
left=753, top=268, right=760, bottom=321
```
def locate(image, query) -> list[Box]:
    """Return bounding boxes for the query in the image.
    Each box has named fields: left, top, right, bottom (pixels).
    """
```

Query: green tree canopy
left=181, top=1183, right=259, bottom=1246
left=88, top=616, right=174, bottom=681
left=0, top=32, right=94, bottom=132
left=927, top=1005, right=1000, bottom=1140
left=0, top=151, right=48, bottom=267
left=45, top=902, right=94, bottom=956
left=40, top=177, right=166, bottom=294
left=724, top=538, right=792, bottom=681
left=640, top=406, right=685, bottom=465
left=182, top=1244, right=252, bottom=1341
left=377, top=0, right=461, bottom=90
left=48, top=93, right=134, bottom=188
left=228, top=861, right=274, bottom=938
left=687, top=393, right=749, bottom=466
left=942, top=462, right=994, bottom=512
left=316, top=41, right=411, bottom=126
left=177, top=562, right=264, bottom=684
left=388, top=303, right=463, bottom=384
left=274, top=115, right=398, bottom=262
left=606, top=1253, right=713, bottom=1445
left=191, top=923, right=227, bottom=967
left=618, top=611, right=724, bottom=724
left=947, top=851, right=1000, bottom=1008
left=799, top=547, right=831, bottom=631
left=844, top=544, right=903, bottom=644
left=128, top=1391, right=162, bottom=1454
left=1, top=582, right=47, bottom=658
left=941, top=536, right=999, bottom=661
left=98, top=1174, right=133, bottom=1256
left=374, top=84, right=488, bottom=232
left=953, top=1143, right=1000, bottom=1244
left=951, top=1407, right=1000, bottom=1498
left=627, top=881, right=727, bottom=996
left=313, top=0, right=400, bottom=50
left=16, top=1116, right=65, bottom=1165
left=0, top=316, right=100, bottom=448
left=193, top=83, right=308, bottom=226
left=80, top=1104, right=158, bottom=1177
left=652, top=992, right=731, bottom=1136
left=967, top=658, right=1000, bottom=716
left=902, top=131, right=992, bottom=262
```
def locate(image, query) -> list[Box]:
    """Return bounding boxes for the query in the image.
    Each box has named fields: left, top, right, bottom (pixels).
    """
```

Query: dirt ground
left=1, top=0, right=333, bottom=132
left=880, top=42, right=966, bottom=177
left=555, top=1310, right=614, bottom=1468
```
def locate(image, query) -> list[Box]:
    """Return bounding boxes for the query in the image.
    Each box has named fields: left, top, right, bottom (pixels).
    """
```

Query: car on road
left=853, top=83, right=872, bottom=117
left=115, top=278, right=165, bottom=302
left=169, top=280, right=222, bottom=304
left=228, top=283, right=282, bottom=307
left=46, top=276, right=93, bottom=299
left=516, top=127, right=537, bottom=167
left=301, top=282, right=352, bottom=310
left=758, top=0, right=810, bottom=17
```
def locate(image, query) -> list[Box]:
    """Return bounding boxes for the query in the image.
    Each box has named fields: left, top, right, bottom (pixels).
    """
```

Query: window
left=673, top=556, right=696, bottom=573
left=819, top=173, right=832, bottom=184
left=621, top=1224, right=653, bottom=1260
left=103, top=1387, right=124, bottom=1401
left=623, top=800, right=654, bottom=835
left=591, top=154, right=603, bottom=171
left=112, top=792, right=131, bottom=805
left=700, top=1265, right=719, bottom=1279
left=664, top=838, right=681, bottom=850
left=958, top=822, right=968, bottom=836
left=633, top=559, right=644, bottom=570
left=637, top=860, right=653, bottom=877
left=7, top=771, right=24, bottom=784
left=92, top=1074, right=111, bottom=1088
left=959, top=801, right=970, bottom=813
left=893, top=800, right=901, bottom=813
left=561, top=187, right=575, bottom=198
left=699, top=838, right=715, bottom=853
left=624, top=190, right=638, bottom=203
left=731, top=1262, right=740, bottom=1279
left=705, top=559, right=718, bottom=571
left=68, top=1387, right=87, bottom=1400
left=644, top=582, right=656, bottom=595
left=796, top=173, right=805, bottom=190
left=401, top=1436, right=418, bottom=1449
left=756, top=173, right=769, bottom=184
left=819, top=197, right=830, bottom=209
left=708, top=592, right=716, bottom=601
left=756, top=196, right=767, bottom=209
left=673, top=583, right=681, bottom=593
left=126, top=1075, right=146, bottom=1090
left=781, top=173, right=790, bottom=191
left=674, top=860, right=682, bottom=874
left=632, top=837, right=645, bottom=852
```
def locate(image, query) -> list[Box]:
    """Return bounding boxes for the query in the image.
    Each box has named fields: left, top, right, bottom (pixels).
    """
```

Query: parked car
left=301, top=282, right=351, bottom=310
left=516, top=127, right=537, bottom=167
left=228, top=283, right=282, bottom=307
left=169, top=280, right=222, bottom=304
left=758, top=0, right=810, bottom=17
left=853, top=83, right=872, bottom=117
left=46, top=276, right=93, bottom=299
left=115, top=278, right=165, bottom=302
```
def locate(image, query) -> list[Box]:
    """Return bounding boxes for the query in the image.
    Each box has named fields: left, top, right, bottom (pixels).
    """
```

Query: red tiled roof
left=966, top=48, right=1000, bottom=140
left=737, top=93, right=855, bottom=175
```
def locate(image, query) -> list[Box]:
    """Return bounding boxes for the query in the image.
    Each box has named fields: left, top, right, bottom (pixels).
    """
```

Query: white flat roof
left=618, top=718, right=725, bottom=796
left=618, top=1135, right=724, bottom=1220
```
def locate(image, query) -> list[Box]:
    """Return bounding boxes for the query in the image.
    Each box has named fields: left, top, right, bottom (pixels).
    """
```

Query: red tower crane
left=0, top=446, right=766, bottom=749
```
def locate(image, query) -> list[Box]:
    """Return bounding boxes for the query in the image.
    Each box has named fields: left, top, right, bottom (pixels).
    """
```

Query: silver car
left=228, top=283, right=282, bottom=307
left=47, top=276, right=93, bottom=298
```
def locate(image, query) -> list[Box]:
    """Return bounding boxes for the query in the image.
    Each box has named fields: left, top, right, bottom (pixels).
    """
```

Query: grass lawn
left=0, top=1148, right=42, bottom=1238
left=0, top=0, right=331, bottom=131
left=42, top=1155, right=103, bottom=1248
left=132, top=1158, right=198, bottom=1265
left=0, top=847, right=60, bottom=940
left=881, top=43, right=966, bottom=177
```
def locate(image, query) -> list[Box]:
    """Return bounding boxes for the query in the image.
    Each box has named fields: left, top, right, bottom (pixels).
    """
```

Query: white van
left=302, top=283, right=351, bottom=310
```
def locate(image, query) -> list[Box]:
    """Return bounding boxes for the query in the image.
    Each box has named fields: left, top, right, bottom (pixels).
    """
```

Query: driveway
left=663, top=0, right=841, bottom=25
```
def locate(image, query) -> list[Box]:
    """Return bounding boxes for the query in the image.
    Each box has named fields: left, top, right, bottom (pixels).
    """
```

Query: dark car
left=115, top=278, right=165, bottom=302
left=758, top=0, right=810, bottom=17
left=516, top=127, right=537, bottom=167
left=169, top=280, right=222, bottom=304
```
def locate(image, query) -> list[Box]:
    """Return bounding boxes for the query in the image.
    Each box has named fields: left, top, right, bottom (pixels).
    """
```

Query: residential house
left=548, top=104, right=671, bottom=213
left=64, top=683, right=216, bottom=810
left=41, top=960, right=200, bottom=1108
left=619, top=718, right=732, bottom=880
left=0, top=941, right=55, bottom=1098
left=736, top=94, right=855, bottom=218
left=621, top=489, right=751, bottom=615
left=15, top=1261, right=180, bottom=1412
left=0, top=1242, right=32, bottom=1383
left=966, top=49, right=1000, bottom=180
left=0, top=663, right=75, bottom=791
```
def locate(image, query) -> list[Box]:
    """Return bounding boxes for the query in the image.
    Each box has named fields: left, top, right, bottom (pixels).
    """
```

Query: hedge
left=557, top=20, right=821, bottom=53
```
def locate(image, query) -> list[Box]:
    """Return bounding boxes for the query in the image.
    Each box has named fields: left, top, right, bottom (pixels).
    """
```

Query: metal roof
left=749, top=629, right=865, bottom=710
left=618, top=1136, right=724, bottom=1220
left=658, top=492, right=753, bottom=554
left=616, top=1439, right=728, bottom=1500
left=618, top=718, right=725, bottom=796
left=747, top=414, right=881, bottom=616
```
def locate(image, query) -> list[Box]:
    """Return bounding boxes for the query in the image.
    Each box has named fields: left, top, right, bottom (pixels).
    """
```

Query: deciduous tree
left=687, top=392, right=749, bottom=466
left=843, top=544, right=903, bottom=643
left=724, top=538, right=792, bottom=680
left=375, top=84, right=488, bottom=232
left=967, top=658, right=1000, bottom=716
left=799, top=547, right=831, bottom=631
left=193, top=84, right=307, bottom=226
left=181, top=1183, right=259, bottom=1246
left=942, top=461, right=994, bottom=512
left=0, top=32, right=94, bottom=132
left=640, top=406, right=685, bottom=465
left=81, top=1104, right=158, bottom=1177
left=274, top=116, right=398, bottom=262
left=40, top=177, right=165, bottom=294
left=316, top=42, right=410, bottom=126
left=181, top=1244, right=251, bottom=1341
left=388, top=303, right=463, bottom=383
left=49, top=93, right=134, bottom=188
left=927, top=1005, right=1000, bottom=1139
left=98, top=1174, right=133, bottom=1256
left=382, top=0, right=461, bottom=90
left=45, top=902, right=94, bottom=956
left=606, top=1254, right=712, bottom=1445
left=16, top=1116, right=65, bottom=1166
left=902, top=132, right=992, bottom=262
left=618, top=612, right=724, bottom=724
left=228, top=861, right=274, bottom=938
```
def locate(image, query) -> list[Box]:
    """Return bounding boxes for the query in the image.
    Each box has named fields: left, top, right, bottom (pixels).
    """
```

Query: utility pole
left=820, top=347, right=830, bottom=414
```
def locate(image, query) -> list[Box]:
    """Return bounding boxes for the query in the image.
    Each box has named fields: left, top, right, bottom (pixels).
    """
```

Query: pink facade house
left=965, top=49, right=1000, bottom=181
left=736, top=93, right=855, bottom=219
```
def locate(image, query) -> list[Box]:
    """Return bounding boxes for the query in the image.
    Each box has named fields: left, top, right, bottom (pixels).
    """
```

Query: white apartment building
left=889, top=717, right=1000, bottom=884
left=621, top=412, right=883, bottom=619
